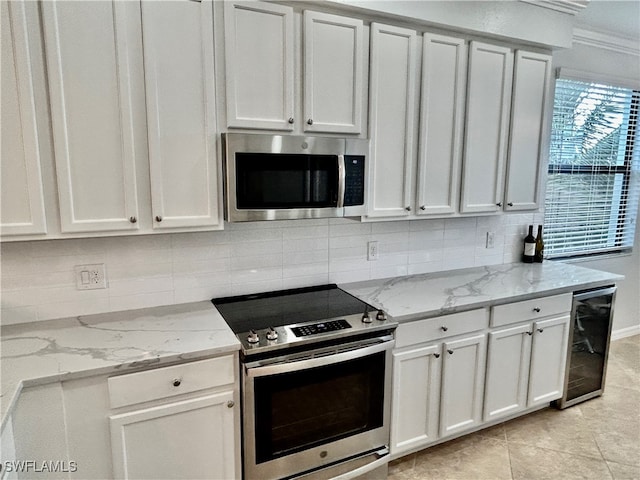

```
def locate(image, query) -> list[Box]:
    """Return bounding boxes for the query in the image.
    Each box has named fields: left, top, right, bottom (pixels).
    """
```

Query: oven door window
left=253, top=352, right=385, bottom=464
left=235, top=153, right=339, bottom=209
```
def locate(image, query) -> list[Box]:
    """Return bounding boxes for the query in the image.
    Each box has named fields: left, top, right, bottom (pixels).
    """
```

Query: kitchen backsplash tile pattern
left=0, top=214, right=544, bottom=325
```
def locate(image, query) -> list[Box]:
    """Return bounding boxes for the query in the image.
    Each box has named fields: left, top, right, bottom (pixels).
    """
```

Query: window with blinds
left=543, top=76, right=640, bottom=258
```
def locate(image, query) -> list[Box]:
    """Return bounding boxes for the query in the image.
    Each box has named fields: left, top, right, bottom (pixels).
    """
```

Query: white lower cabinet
left=391, top=309, right=488, bottom=456
left=484, top=315, right=570, bottom=421
left=109, top=392, right=236, bottom=480
left=391, top=294, right=571, bottom=458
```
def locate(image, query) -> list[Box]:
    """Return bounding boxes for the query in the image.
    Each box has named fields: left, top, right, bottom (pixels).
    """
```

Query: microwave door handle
left=337, top=154, right=346, bottom=208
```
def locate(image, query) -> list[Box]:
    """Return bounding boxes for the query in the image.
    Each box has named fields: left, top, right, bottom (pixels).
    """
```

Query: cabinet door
left=391, top=343, right=441, bottom=455
left=460, top=42, right=513, bottom=214
left=367, top=23, right=417, bottom=218
left=224, top=1, right=294, bottom=130
left=110, top=391, right=236, bottom=480
left=440, top=333, right=487, bottom=438
left=528, top=315, right=570, bottom=406
left=303, top=11, right=364, bottom=134
left=416, top=33, right=467, bottom=216
left=1, top=0, right=47, bottom=236
left=141, top=0, right=220, bottom=230
left=42, top=1, right=144, bottom=233
left=504, top=51, right=552, bottom=211
left=484, top=323, right=532, bottom=422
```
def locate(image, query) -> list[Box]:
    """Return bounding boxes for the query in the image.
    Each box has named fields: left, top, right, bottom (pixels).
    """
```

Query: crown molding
left=573, top=28, right=640, bottom=56
left=520, top=0, right=589, bottom=15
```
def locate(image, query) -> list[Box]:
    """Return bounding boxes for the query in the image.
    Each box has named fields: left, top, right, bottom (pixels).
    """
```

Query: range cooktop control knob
left=361, top=313, right=372, bottom=324
left=266, top=327, right=278, bottom=341
left=247, top=329, right=260, bottom=344
left=376, top=310, right=387, bottom=321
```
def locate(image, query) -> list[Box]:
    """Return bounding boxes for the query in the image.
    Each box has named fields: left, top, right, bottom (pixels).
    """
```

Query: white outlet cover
left=75, top=264, right=107, bottom=290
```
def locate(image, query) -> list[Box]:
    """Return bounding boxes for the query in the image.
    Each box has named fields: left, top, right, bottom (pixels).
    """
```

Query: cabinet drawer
left=491, top=293, right=572, bottom=327
left=396, top=309, right=489, bottom=348
left=108, top=355, right=235, bottom=409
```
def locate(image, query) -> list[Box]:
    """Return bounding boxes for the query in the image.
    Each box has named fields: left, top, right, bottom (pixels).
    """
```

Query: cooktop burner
left=212, top=284, right=395, bottom=356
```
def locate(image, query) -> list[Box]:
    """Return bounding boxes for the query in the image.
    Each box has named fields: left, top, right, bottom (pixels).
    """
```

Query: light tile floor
left=387, top=335, right=640, bottom=480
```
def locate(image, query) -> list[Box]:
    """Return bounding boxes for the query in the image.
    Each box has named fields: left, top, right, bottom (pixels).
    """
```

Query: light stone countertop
left=0, top=301, right=240, bottom=430
left=340, top=262, right=623, bottom=322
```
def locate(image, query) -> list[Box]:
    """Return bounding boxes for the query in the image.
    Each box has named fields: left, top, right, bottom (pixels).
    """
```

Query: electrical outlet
left=75, top=264, right=107, bottom=290
left=486, top=232, right=495, bottom=249
left=367, top=241, right=379, bottom=261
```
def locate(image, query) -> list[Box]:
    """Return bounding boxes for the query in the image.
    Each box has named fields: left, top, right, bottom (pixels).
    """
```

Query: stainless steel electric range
left=213, top=284, right=397, bottom=480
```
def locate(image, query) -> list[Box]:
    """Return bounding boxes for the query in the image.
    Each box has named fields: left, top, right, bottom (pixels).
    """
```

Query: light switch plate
left=75, top=264, right=107, bottom=290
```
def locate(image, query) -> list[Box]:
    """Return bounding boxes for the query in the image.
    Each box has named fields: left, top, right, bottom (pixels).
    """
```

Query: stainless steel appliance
left=222, top=133, right=368, bottom=222
left=212, top=285, right=396, bottom=480
left=555, top=285, right=617, bottom=409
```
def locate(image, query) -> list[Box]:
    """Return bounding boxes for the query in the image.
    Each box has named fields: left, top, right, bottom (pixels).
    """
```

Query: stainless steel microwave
left=222, top=133, right=368, bottom=222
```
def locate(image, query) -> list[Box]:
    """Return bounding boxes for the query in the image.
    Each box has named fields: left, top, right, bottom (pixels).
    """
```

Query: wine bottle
left=534, top=225, right=544, bottom=263
left=522, top=225, right=535, bottom=263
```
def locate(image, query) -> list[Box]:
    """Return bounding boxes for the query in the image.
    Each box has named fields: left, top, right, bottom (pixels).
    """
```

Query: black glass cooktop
left=212, top=284, right=373, bottom=334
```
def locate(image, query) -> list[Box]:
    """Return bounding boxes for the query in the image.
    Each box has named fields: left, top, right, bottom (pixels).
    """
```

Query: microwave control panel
left=344, top=155, right=365, bottom=206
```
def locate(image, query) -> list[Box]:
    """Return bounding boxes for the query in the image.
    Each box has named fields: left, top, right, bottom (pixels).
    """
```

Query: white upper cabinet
left=367, top=23, right=417, bottom=218
left=141, top=0, right=221, bottom=230
left=1, top=1, right=47, bottom=236
left=303, top=11, right=364, bottom=134
left=223, top=1, right=295, bottom=131
left=223, top=3, right=365, bottom=134
left=461, top=41, right=514, bottom=214
left=416, top=33, right=467, bottom=216
left=42, top=1, right=145, bottom=233
left=504, top=51, right=552, bottom=211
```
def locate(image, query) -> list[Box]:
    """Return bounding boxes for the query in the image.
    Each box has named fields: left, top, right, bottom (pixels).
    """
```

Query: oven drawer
left=108, top=355, right=235, bottom=409
left=491, top=293, right=572, bottom=327
left=395, top=308, right=489, bottom=348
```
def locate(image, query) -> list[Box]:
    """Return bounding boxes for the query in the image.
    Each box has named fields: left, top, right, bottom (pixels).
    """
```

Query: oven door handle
left=245, top=338, right=393, bottom=378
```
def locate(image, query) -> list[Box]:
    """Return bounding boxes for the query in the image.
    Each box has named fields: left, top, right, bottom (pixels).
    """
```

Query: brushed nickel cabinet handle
left=288, top=117, right=294, bottom=124
left=129, top=216, right=137, bottom=223
left=155, top=215, right=162, bottom=222
left=447, top=349, right=454, bottom=355
left=307, top=119, right=313, bottom=125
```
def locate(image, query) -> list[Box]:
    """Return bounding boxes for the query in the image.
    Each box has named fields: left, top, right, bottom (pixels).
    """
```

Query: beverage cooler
left=555, top=285, right=617, bottom=409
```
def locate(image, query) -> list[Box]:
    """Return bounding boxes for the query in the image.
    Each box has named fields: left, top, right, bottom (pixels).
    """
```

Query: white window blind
left=543, top=77, right=640, bottom=258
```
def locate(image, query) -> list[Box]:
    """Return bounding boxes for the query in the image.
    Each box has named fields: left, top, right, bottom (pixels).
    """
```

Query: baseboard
left=611, top=325, right=640, bottom=341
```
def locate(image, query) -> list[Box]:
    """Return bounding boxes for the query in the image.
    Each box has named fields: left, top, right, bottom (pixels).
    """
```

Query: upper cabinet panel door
left=367, top=23, right=417, bottom=218
left=1, top=1, right=47, bottom=236
left=42, top=1, right=144, bottom=233
left=303, top=11, right=364, bottom=134
left=142, top=0, right=220, bottom=230
left=460, top=42, right=513, bottom=214
left=504, top=51, right=552, bottom=211
left=224, top=1, right=294, bottom=131
left=416, top=33, right=467, bottom=216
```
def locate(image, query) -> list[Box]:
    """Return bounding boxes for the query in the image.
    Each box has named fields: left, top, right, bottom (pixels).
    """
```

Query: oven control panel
left=291, top=319, right=351, bottom=337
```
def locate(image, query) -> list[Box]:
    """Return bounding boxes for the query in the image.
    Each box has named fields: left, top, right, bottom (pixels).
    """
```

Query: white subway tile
left=0, top=306, right=38, bottom=325
left=329, top=269, right=371, bottom=284
left=173, top=271, right=231, bottom=290
left=371, top=264, right=408, bottom=279
left=329, top=222, right=372, bottom=237
left=231, top=267, right=282, bottom=285
left=329, top=257, right=369, bottom=273
left=108, top=276, right=174, bottom=297
left=283, top=237, right=328, bottom=253
left=231, top=279, right=283, bottom=296
left=282, top=274, right=330, bottom=289
left=108, top=291, right=175, bottom=314
left=172, top=257, right=230, bottom=275
left=282, top=225, right=329, bottom=240
left=230, top=239, right=281, bottom=257
left=371, top=221, right=409, bottom=234
left=283, top=262, right=328, bottom=279
left=37, top=297, right=111, bottom=321
left=408, top=260, right=444, bottom=275
left=409, top=219, right=445, bottom=231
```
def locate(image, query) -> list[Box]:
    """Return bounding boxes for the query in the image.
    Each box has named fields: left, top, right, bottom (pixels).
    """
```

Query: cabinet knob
left=405, top=206, right=411, bottom=211
left=434, top=353, right=440, bottom=359
left=447, top=349, right=454, bottom=355
left=533, top=307, right=541, bottom=313
left=537, top=328, right=544, bottom=333
left=288, top=117, right=294, bottom=124
left=420, top=205, right=426, bottom=211
left=526, top=331, right=533, bottom=336
left=172, top=379, right=181, bottom=387
left=496, top=202, right=503, bottom=207
left=155, top=215, right=162, bottom=222
left=307, top=118, right=313, bottom=125
left=129, top=216, right=137, bottom=223
left=507, top=202, right=514, bottom=207
left=227, top=400, right=235, bottom=408
left=441, top=326, right=448, bottom=332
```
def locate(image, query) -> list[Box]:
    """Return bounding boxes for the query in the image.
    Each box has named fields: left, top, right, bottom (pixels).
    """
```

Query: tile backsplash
left=0, top=214, right=543, bottom=325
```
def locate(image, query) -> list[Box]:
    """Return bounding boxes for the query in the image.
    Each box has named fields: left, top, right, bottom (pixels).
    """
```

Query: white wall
left=0, top=214, right=541, bottom=325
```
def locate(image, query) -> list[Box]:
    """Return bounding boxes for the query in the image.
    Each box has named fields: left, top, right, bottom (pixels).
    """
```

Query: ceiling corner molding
left=573, top=28, right=640, bottom=56
left=520, top=0, right=589, bottom=15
